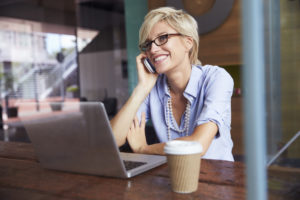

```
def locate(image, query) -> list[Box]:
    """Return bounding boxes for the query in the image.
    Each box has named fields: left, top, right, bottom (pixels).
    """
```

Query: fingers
left=136, top=53, right=147, bottom=69
left=129, top=114, right=145, bottom=132
left=136, top=53, right=147, bottom=62
left=127, top=121, right=134, bottom=138
left=141, top=112, right=146, bottom=129
left=127, top=117, right=138, bottom=139
left=126, top=114, right=148, bottom=154
left=128, top=113, right=146, bottom=134
left=130, top=120, right=135, bottom=130
left=134, top=116, right=139, bottom=128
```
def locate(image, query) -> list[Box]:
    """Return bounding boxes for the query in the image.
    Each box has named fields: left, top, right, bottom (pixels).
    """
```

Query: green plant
left=66, top=85, right=78, bottom=93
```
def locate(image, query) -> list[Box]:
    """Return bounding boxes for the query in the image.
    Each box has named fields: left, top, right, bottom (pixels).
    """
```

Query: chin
left=155, top=68, right=167, bottom=75
left=154, top=64, right=171, bottom=74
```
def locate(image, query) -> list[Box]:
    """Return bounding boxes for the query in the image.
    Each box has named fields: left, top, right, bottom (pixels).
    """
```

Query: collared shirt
left=136, top=65, right=234, bottom=161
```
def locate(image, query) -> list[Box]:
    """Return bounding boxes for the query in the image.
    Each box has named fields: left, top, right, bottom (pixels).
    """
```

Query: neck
left=167, top=63, right=192, bottom=95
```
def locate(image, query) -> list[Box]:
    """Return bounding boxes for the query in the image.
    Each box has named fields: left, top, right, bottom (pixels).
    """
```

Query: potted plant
left=66, top=85, right=79, bottom=98
left=50, top=101, right=63, bottom=111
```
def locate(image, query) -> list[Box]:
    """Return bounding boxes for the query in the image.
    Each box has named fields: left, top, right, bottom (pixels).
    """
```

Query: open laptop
left=20, top=101, right=166, bottom=178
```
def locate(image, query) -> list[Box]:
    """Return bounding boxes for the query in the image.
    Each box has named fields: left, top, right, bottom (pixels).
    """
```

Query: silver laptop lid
left=20, top=101, right=166, bottom=178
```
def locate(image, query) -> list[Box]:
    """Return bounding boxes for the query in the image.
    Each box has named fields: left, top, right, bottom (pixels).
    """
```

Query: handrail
left=267, top=131, right=300, bottom=167
left=0, top=49, right=77, bottom=100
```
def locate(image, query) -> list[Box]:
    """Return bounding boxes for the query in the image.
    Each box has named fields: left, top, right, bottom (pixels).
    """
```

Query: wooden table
left=0, top=141, right=298, bottom=200
left=0, top=141, right=246, bottom=200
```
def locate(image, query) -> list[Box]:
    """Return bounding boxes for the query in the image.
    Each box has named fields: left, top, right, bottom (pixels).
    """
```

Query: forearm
left=138, top=135, right=210, bottom=156
left=110, top=85, right=149, bottom=146
left=140, top=142, right=166, bottom=155
left=134, top=122, right=217, bottom=156
left=175, top=122, right=218, bottom=156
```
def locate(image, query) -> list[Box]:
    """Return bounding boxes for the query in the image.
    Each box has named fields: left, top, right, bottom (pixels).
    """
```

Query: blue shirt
left=137, top=65, right=234, bottom=161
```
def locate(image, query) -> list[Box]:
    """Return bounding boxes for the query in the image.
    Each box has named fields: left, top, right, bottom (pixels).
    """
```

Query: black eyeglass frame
left=139, top=33, right=183, bottom=52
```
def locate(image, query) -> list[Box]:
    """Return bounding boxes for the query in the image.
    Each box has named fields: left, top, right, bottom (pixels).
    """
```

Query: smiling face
left=145, top=21, right=193, bottom=74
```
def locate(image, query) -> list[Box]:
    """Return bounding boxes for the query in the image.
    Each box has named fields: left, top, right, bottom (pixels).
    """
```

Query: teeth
left=154, top=55, right=167, bottom=62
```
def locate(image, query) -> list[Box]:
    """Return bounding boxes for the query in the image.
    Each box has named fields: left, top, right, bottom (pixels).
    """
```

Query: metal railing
left=0, top=49, right=77, bottom=100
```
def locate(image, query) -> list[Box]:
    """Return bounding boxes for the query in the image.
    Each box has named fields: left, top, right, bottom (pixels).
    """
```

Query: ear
left=184, top=36, right=193, bottom=52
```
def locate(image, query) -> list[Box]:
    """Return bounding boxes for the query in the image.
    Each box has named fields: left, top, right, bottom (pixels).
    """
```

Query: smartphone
left=143, top=58, right=156, bottom=73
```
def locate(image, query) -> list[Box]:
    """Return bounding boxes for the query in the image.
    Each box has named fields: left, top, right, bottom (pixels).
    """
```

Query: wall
left=79, top=49, right=128, bottom=109
left=79, top=51, right=115, bottom=101
left=199, top=0, right=241, bottom=66
left=148, top=0, right=242, bottom=66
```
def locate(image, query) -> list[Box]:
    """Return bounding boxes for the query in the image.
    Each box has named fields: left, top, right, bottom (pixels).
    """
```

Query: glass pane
left=265, top=0, right=300, bottom=168
left=0, top=0, right=78, bottom=142
left=0, top=0, right=128, bottom=143
left=265, top=0, right=300, bottom=199
left=76, top=0, right=128, bottom=114
left=278, top=0, right=300, bottom=168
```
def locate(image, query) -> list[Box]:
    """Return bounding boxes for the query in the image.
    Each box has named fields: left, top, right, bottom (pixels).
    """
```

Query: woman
left=110, top=7, right=234, bottom=161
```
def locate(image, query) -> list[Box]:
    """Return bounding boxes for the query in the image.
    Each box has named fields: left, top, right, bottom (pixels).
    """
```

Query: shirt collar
left=159, top=65, right=202, bottom=102
left=183, top=65, right=202, bottom=101
left=163, top=75, right=170, bottom=97
left=156, top=74, right=169, bottom=104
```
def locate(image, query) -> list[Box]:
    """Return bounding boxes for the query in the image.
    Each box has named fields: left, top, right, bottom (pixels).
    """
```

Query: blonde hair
left=139, top=7, right=201, bottom=65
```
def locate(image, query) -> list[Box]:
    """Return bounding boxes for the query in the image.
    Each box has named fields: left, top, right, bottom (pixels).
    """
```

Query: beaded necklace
left=166, top=86, right=191, bottom=141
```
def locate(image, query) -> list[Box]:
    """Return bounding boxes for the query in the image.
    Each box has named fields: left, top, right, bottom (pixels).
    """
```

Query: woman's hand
left=136, top=53, right=158, bottom=93
left=127, top=112, right=148, bottom=153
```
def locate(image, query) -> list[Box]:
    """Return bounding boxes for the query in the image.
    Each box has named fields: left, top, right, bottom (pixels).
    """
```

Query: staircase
left=1, top=50, right=78, bottom=101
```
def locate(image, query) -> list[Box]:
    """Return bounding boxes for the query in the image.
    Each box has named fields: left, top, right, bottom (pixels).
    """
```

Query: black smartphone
left=143, top=58, right=156, bottom=73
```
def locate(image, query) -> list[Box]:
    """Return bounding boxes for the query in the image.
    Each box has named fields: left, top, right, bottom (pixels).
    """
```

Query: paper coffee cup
left=164, top=140, right=202, bottom=193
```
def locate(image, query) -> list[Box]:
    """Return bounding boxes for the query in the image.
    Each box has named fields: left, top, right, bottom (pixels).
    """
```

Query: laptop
left=20, top=101, right=166, bottom=178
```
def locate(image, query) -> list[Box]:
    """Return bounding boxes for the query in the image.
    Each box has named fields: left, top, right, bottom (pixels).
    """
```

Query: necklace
left=166, top=86, right=191, bottom=141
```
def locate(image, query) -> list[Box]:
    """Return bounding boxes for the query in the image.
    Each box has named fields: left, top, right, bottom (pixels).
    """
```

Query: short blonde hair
left=139, top=7, right=201, bottom=65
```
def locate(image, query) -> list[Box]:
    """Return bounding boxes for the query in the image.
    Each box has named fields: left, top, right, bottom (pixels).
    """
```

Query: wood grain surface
left=1, top=141, right=297, bottom=200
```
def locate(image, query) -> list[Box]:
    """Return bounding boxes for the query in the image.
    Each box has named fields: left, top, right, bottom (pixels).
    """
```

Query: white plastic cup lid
left=164, top=140, right=203, bottom=155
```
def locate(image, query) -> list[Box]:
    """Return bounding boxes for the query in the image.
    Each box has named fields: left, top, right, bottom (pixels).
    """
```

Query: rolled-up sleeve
left=195, top=69, right=234, bottom=137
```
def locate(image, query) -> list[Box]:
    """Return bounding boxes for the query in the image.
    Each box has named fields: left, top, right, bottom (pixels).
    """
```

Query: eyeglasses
left=139, top=33, right=182, bottom=52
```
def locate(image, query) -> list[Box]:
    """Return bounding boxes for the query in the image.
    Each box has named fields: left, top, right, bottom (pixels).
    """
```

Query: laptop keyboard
left=123, top=160, right=147, bottom=171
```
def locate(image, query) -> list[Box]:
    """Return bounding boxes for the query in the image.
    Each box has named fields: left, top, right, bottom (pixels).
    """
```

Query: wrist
left=137, top=144, right=148, bottom=154
left=133, top=84, right=151, bottom=98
